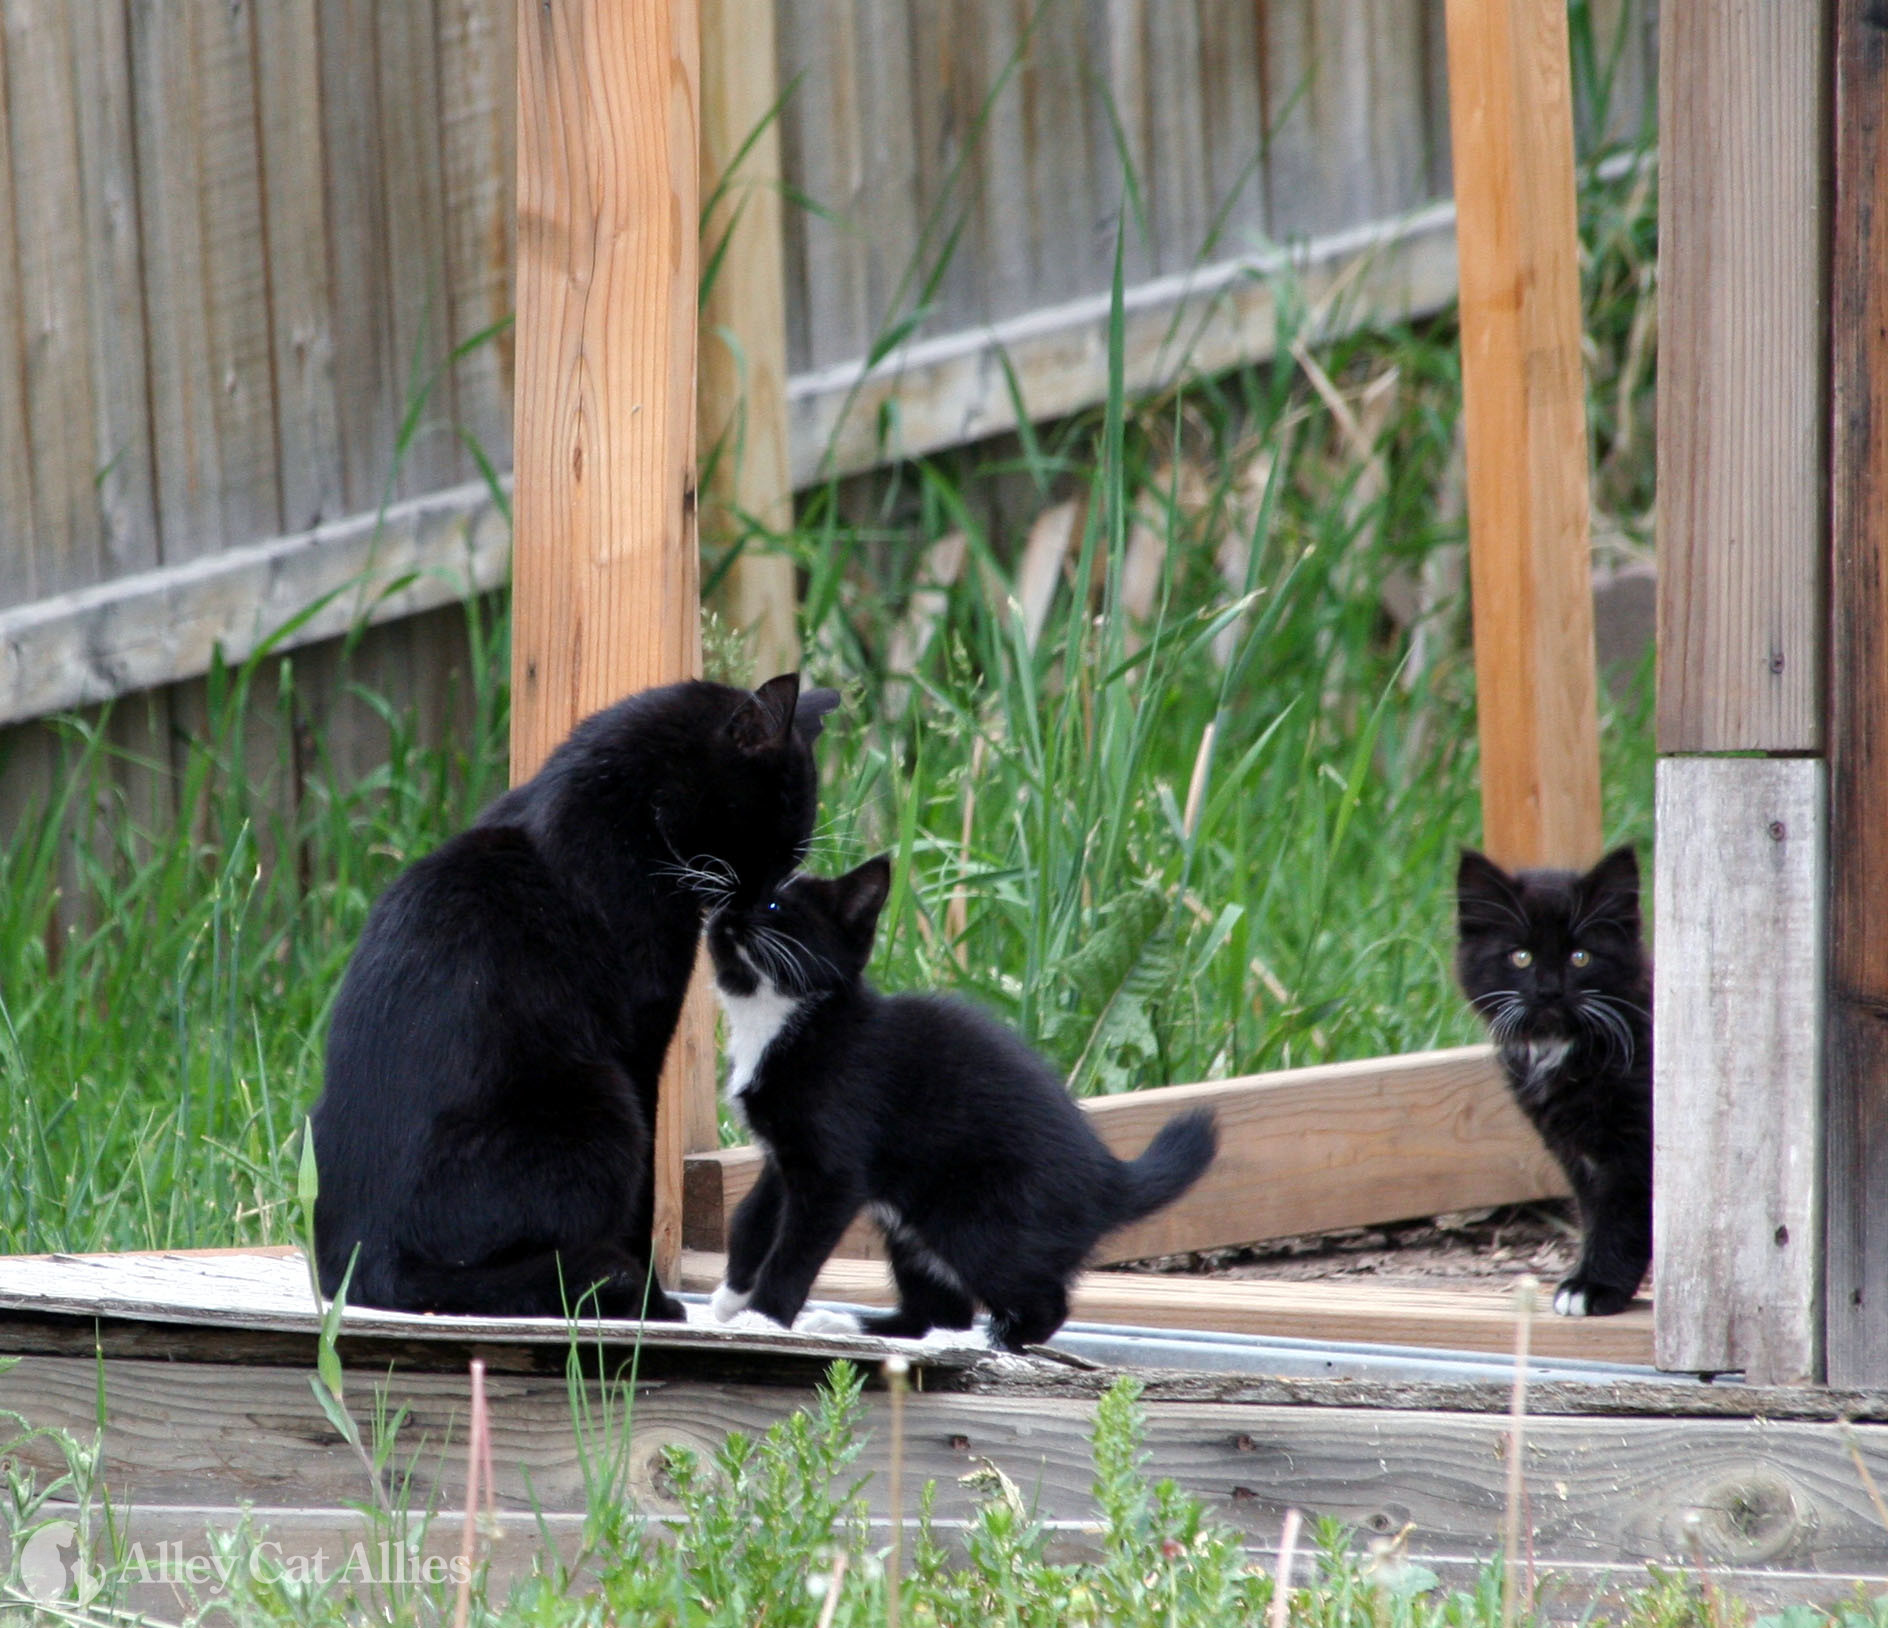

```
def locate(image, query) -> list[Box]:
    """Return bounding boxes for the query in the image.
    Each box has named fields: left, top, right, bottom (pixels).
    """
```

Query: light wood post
left=513, top=0, right=706, bottom=1279
left=1825, top=0, right=1886, bottom=1388
left=1443, top=0, right=1601, bottom=873
left=699, top=0, right=799, bottom=682
left=1653, top=6, right=1830, bottom=1382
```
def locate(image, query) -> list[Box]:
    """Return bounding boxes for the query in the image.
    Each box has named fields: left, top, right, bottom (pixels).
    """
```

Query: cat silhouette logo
left=18, top=1519, right=98, bottom=1604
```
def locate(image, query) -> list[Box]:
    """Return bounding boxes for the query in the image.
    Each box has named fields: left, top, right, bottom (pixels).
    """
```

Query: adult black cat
left=1455, top=844, right=1652, bottom=1317
left=704, top=855, right=1218, bottom=1350
left=311, top=673, right=839, bottom=1319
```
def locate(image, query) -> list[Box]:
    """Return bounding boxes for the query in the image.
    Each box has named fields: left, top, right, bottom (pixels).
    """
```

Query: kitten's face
left=707, top=855, right=890, bottom=998
left=677, top=674, right=840, bottom=904
left=1455, top=846, right=1645, bottom=1050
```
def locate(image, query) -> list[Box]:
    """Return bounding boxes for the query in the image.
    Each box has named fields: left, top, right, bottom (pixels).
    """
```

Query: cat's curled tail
left=1110, top=1108, right=1218, bottom=1227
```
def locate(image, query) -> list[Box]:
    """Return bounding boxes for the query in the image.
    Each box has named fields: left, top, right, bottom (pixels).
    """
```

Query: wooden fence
left=0, top=0, right=1654, bottom=831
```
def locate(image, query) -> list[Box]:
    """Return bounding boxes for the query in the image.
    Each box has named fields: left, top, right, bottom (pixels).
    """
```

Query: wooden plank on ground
left=679, top=1249, right=1650, bottom=1363
left=23, top=1352, right=1888, bottom=1586
left=1654, top=4, right=1828, bottom=754
left=699, top=0, right=798, bottom=680
left=1444, top=0, right=1600, bottom=871
left=513, top=0, right=704, bottom=1277
left=684, top=1045, right=1567, bottom=1264
left=1827, top=0, right=1888, bottom=1391
left=1653, top=759, right=1826, bottom=1384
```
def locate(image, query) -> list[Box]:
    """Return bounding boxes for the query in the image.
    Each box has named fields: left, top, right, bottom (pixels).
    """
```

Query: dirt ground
left=1107, top=1201, right=1586, bottom=1289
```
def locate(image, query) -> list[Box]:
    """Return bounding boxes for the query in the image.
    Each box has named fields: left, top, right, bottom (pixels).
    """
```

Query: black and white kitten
left=704, top=855, right=1219, bottom=1350
left=311, top=673, right=839, bottom=1319
left=1455, top=845, right=1652, bottom=1317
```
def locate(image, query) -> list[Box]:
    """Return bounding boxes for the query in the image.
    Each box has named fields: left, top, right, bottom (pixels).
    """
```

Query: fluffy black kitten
left=311, top=673, right=839, bottom=1319
left=1455, top=845, right=1652, bottom=1317
left=704, top=855, right=1219, bottom=1350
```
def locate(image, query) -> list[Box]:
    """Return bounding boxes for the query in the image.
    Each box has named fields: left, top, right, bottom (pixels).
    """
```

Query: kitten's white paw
left=1553, top=1285, right=1588, bottom=1317
left=795, top=1309, right=863, bottom=1336
left=710, top=1281, right=754, bottom=1322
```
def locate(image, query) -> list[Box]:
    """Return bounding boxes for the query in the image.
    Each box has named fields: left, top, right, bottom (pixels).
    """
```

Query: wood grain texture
left=1653, top=759, right=1826, bottom=1384
left=512, top=0, right=704, bottom=1277
left=0, top=10, right=32, bottom=608
left=1444, top=0, right=1601, bottom=871
left=699, top=0, right=799, bottom=678
left=684, top=1045, right=1569, bottom=1264
left=1655, top=3, right=1828, bottom=753
left=18, top=1353, right=1888, bottom=1581
left=1826, top=0, right=1888, bottom=1391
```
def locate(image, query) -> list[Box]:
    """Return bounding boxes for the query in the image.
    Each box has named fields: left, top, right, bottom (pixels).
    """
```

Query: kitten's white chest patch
left=716, top=963, right=805, bottom=1097
left=1520, top=1037, right=1573, bottom=1096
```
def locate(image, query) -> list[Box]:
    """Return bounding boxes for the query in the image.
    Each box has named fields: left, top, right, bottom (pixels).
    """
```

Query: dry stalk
left=1843, top=1425, right=1888, bottom=1535
left=813, top=1550, right=850, bottom=1628
left=1183, top=720, right=1217, bottom=840
left=453, top=1358, right=489, bottom=1628
left=885, top=1354, right=910, bottom=1628
left=1269, top=1507, right=1302, bottom=1628
left=1501, top=1276, right=1537, bottom=1628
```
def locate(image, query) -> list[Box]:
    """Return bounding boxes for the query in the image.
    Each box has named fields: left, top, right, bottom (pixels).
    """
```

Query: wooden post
left=1653, top=6, right=1830, bottom=1382
left=698, top=0, right=799, bottom=682
left=1826, top=0, right=1887, bottom=1388
left=513, top=0, right=706, bottom=1279
left=1443, top=0, right=1602, bottom=872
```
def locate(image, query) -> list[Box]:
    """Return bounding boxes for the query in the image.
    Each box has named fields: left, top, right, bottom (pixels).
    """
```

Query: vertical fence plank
left=5, top=0, right=103, bottom=593
left=1444, top=0, right=1600, bottom=870
left=700, top=0, right=800, bottom=683
left=1826, top=0, right=1888, bottom=1389
left=0, top=15, right=35, bottom=607
left=376, top=0, right=462, bottom=497
left=437, top=0, right=517, bottom=480
left=70, top=0, right=157, bottom=581
left=513, top=0, right=704, bottom=1274
left=1654, top=758, right=1825, bottom=1384
left=1655, top=6, right=1827, bottom=755
left=254, top=0, right=344, bottom=535
left=195, top=0, right=282, bottom=547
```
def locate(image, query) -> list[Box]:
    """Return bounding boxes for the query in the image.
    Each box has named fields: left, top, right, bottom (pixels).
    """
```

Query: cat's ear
left=1580, top=844, right=1642, bottom=933
left=729, top=672, right=802, bottom=753
left=793, top=686, right=841, bottom=743
left=1456, top=848, right=1518, bottom=932
left=835, top=854, right=893, bottom=936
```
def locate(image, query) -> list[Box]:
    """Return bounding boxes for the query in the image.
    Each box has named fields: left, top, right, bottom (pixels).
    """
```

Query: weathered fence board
left=1654, top=4, right=1828, bottom=754
left=1654, top=758, right=1826, bottom=1384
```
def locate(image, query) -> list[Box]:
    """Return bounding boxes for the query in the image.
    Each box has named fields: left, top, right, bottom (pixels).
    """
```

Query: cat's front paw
left=1552, top=1276, right=1637, bottom=1317
left=710, top=1280, right=754, bottom=1322
left=795, top=1308, right=862, bottom=1336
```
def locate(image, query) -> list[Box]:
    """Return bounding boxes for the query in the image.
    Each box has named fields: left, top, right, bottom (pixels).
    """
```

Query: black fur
left=1454, top=845, right=1652, bottom=1316
left=707, top=855, right=1218, bottom=1350
left=310, top=673, right=839, bottom=1318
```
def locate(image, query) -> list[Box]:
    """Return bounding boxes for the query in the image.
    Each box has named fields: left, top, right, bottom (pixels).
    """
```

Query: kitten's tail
left=1109, top=1107, right=1218, bottom=1228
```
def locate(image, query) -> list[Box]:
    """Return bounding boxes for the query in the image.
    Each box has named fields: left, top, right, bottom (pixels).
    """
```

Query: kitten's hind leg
left=985, top=1281, right=1070, bottom=1353
left=858, top=1232, right=976, bottom=1340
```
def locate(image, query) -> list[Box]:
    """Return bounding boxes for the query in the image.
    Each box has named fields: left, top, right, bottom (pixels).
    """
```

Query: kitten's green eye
left=1570, top=948, right=1591, bottom=968
left=1508, top=948, right=1533, bottom=969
